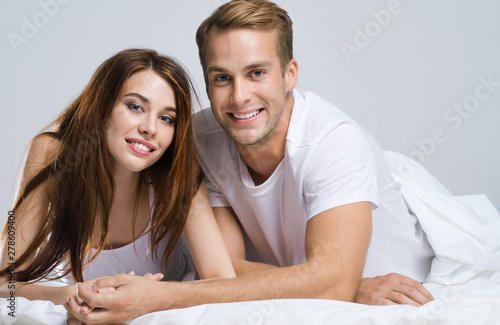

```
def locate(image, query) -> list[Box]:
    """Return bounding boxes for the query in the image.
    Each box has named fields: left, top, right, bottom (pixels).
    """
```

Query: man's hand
left=65, top=272, right=164, bottom=325
left=355, top=273, right=434, bottom=306
left=64, top=285, right=116, bottom=325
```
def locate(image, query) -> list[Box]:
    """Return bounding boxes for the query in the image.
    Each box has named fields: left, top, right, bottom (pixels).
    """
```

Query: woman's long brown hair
left=0, top=49, right=201, bottom=283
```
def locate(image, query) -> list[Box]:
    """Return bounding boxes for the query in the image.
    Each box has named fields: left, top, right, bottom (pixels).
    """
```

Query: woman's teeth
left=128, top=141, right=152, bottom=152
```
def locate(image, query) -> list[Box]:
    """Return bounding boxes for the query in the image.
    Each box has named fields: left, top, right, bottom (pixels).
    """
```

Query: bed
left=2, top=151, right=499, bottom=325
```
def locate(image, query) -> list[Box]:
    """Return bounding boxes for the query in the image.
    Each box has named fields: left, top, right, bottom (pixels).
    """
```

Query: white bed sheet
left=2, top=151, right=499, bottom=325
left=1, top=282, right=500, bottom=325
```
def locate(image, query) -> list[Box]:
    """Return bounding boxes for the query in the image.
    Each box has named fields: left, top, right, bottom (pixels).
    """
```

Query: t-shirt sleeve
left=303, top=122, right=379, bottom=221
left=204, top=175, right=231, bottom=207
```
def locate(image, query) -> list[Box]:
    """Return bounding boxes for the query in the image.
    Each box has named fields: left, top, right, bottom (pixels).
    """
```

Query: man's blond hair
left=196, top=0, right=293, bottom=76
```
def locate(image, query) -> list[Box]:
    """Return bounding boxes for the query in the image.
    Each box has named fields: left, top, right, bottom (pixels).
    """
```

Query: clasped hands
left=64, top=271, right=164, bottom=325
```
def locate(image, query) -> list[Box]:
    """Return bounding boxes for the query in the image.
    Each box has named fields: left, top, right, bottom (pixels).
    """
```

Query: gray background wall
left=1, top=0, right=499, bottom=227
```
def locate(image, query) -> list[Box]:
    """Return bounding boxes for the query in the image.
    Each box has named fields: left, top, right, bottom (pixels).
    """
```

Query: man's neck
left=236, top=94, right=294, bottom=186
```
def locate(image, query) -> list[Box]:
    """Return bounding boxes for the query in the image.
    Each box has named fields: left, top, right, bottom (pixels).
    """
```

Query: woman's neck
left=111, top=161, right=142, bottom=197
left=105, top=164, right=150, bottom=249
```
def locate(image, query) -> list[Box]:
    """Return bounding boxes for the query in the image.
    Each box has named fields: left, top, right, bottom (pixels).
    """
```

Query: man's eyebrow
left=244, top=61, right=272, bottom=71
left=206, top=61, right=273, bottom=74
left=123, top=92, right=177, bottom=113
left=207, top=66, right=227, bottom=73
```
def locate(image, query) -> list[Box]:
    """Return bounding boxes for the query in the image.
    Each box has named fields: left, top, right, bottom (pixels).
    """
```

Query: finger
left=421, top=283, right=435, bottom=301
left=415, top=283, right=434, bottom=302
left=75, top=282, right=110, bottom=309
left=381, top=273, right=433, bottom=305
left=145, top=272, right=164, bottom=281
left=128, top=270, right=135, bottom=276
left=80, top=302, right=93, bottom=315
left=398, top=276, right=435, bottom=302
left=67, top=296, right=117, bottom=325
left=377, top=298, right=398, bottom=306
left=386, top=281, right=433, bottom=306
left=75, top=296, right=94, bottom=315
left=94, top=286, right=117, bottom=293
left=91, top=273, right=130, bottom=291
left=393, top=283, right=433, bottom=306
left=74, top=283, right=89, bottom=305
left=387, top=288, right=423, bottom=307
left=75, top=295, right=84, bottom=306
left=66, top=310, right=84, bottom=325
left=67, top=295, right=88, bottom=319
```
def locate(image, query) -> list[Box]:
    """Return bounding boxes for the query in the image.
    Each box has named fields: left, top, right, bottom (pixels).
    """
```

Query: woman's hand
left=64, top=271, right=164, bottom=324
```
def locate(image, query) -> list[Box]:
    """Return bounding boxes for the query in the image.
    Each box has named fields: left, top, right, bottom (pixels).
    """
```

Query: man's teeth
left=232, top=110, right=261, bottom=120
left=129, top=141, right=152, bottom=152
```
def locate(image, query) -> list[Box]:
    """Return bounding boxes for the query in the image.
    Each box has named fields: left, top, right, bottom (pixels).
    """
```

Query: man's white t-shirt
left=194, top=89, right=434, bottom=281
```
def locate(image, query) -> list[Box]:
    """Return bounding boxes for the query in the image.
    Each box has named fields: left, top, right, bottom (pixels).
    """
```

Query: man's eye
left=252, top=70, right=264, bottom=77
left=216, top=75, right=229, bottom=82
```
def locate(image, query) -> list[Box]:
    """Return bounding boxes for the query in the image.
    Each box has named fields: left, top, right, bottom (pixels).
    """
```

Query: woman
left=0, top=49, right=235, bottom=305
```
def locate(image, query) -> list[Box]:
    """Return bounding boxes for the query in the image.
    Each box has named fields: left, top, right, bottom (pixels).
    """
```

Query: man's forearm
left=153, top=260, right=358, bottom=311
left=233, top=259, right=278, bottom=276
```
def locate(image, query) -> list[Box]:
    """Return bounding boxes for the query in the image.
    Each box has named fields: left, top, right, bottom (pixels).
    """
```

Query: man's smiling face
left=205, top=28, right=296, bottom=146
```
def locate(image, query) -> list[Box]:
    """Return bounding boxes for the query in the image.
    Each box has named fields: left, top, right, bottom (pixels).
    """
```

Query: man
left=68, top=1, right=435, bottom=323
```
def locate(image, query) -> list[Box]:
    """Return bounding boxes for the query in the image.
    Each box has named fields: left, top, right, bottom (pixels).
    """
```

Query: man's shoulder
left=193, top=107, right=224, bottom=137
left=193, top=108, right=235, bottom=167
left=289, top=90, right=357, bottom=147
left=293, top=90, right=351, bottom=122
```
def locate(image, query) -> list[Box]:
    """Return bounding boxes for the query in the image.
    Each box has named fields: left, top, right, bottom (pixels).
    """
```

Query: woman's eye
left=160, top=115, right=175, bottom=125
left=127, top=103, right=142, bottom=111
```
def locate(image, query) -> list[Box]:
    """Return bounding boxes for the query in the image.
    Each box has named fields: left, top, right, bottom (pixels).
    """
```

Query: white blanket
left=2, top=282, right=500, bottom=325
left=384, top=151, right=500, bottom=285
left=2, top=151, right=499, bottom=325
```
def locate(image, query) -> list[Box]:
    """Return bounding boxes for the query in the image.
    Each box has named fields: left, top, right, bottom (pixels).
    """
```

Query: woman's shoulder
left=27, top=133, right=61, bottom=163
left=23, top=133, right=61, bottom=178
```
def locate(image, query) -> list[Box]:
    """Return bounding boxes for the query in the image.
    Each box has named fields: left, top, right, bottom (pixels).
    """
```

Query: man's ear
left=284, top=58, right=299, bottom=93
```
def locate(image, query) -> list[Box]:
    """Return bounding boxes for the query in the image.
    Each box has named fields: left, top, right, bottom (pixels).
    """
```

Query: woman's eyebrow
left=123, top=92, right=177, bottom=112
left=123, top=92, right=149, bottom=103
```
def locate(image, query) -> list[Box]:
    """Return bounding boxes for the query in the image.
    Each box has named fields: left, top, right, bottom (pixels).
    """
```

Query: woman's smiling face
left=106, top=69, right=177, bottom=174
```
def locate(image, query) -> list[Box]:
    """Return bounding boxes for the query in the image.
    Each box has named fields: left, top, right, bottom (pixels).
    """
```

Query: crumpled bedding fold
left=384, top=151, right=500, bottom=285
